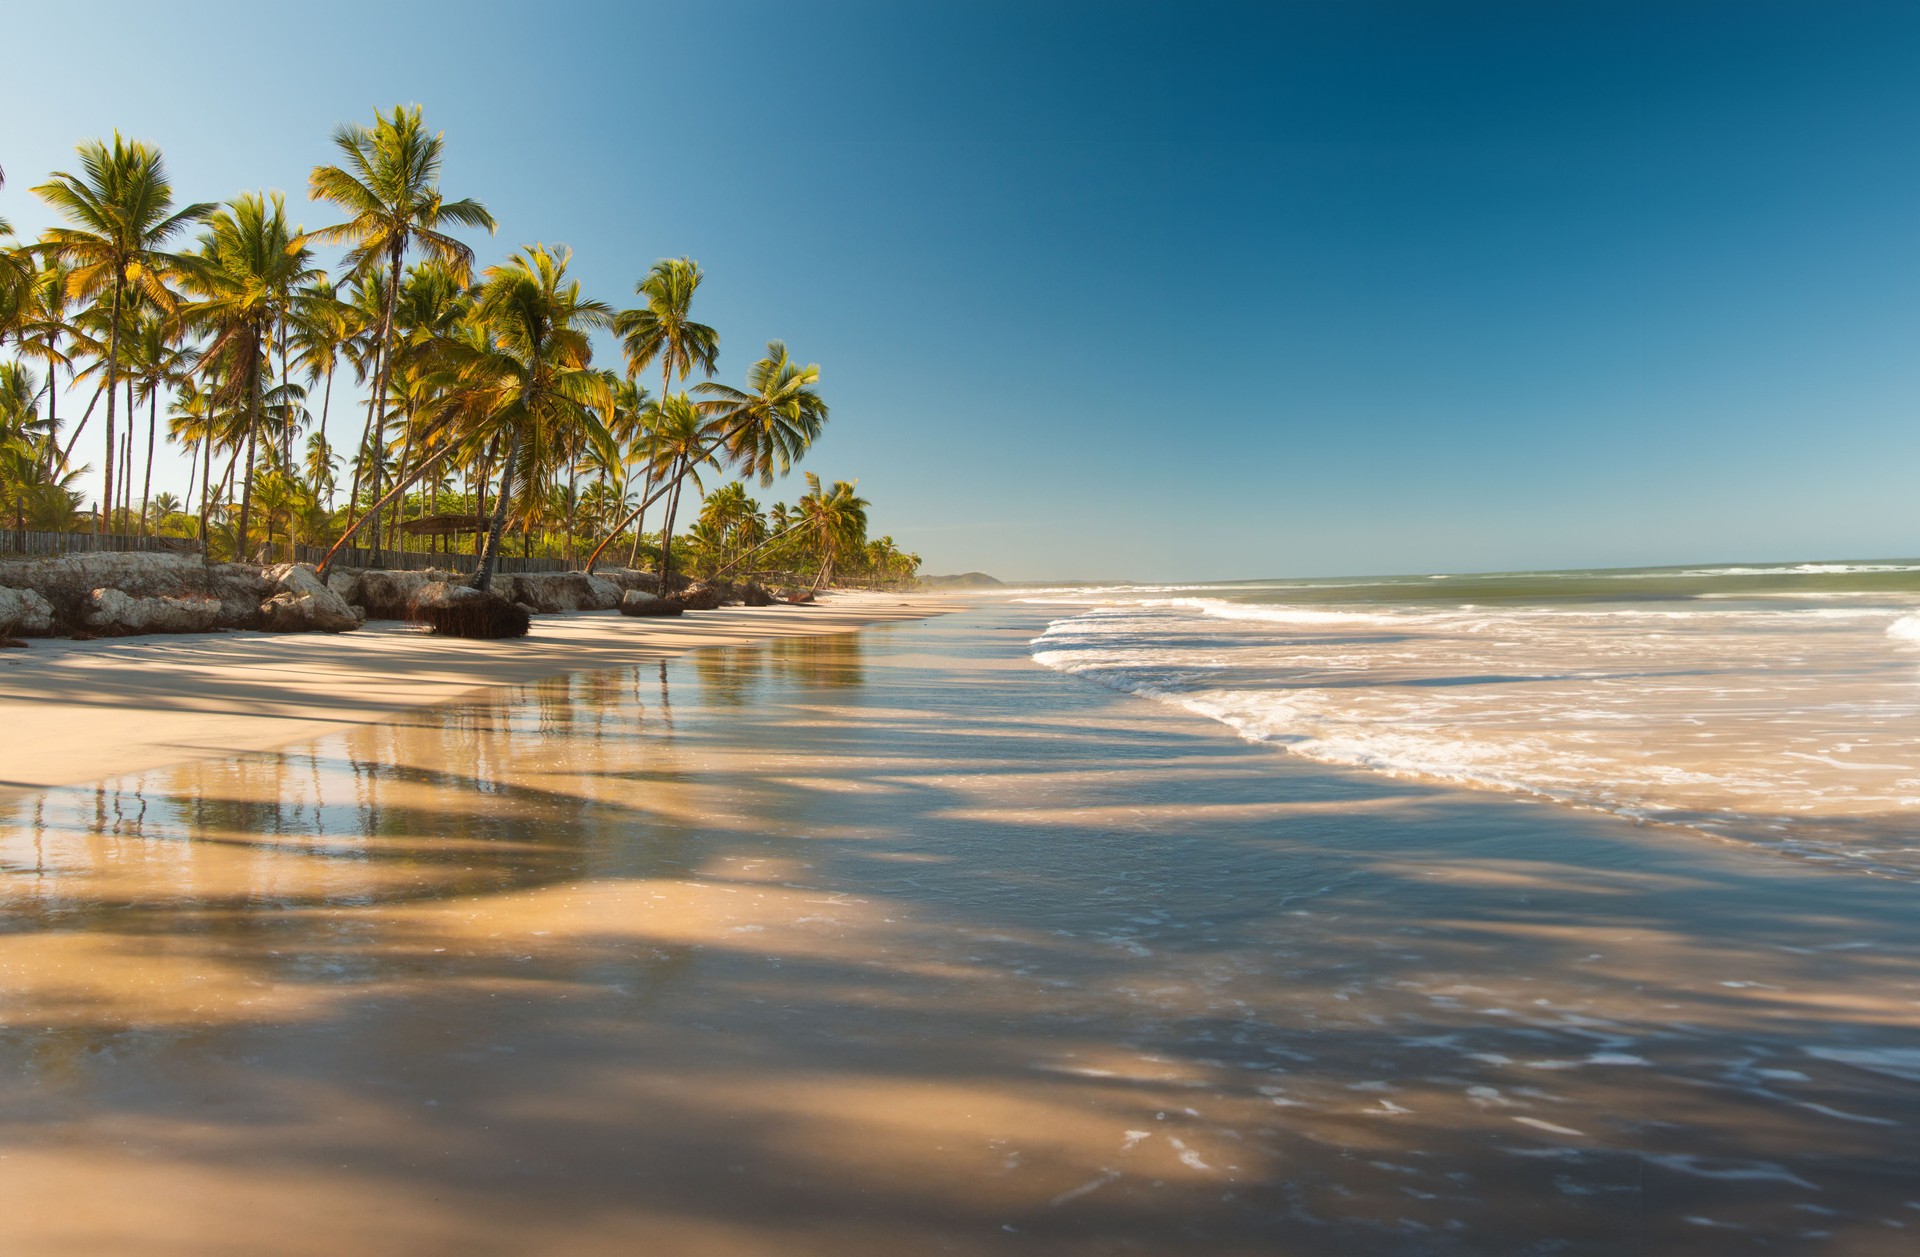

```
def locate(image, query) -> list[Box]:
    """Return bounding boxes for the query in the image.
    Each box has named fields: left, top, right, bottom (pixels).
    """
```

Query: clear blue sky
left=3, top=0, right=1916, bottom=580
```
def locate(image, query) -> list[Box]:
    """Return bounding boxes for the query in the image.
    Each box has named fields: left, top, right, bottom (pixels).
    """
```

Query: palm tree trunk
left=367, top=243, right=404, bottom=562
left=658, top=459, right=688, bottom=590
left=235, top=355, right=262, bottom=560
left=319, top=363, right=335, bottom=507
left=474, top=430, right=522, bottom=594
left=120, top=380, right=135, bottom=531
left=139, top=388, right=157, bottom=536
left=57, top=378, right=108, bottom=474
left=199, top=433, right=213, bottom=548
left=99, top=280, right=122, bottom=533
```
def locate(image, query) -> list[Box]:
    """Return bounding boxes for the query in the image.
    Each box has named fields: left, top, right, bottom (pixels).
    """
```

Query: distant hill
left=919, top=572, right=1004, bottom=588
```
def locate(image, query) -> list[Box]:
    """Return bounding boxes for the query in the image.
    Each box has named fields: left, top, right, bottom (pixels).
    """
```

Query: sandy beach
left=0, top=591, right=959, bottom=793
left=2, top=602, right=1916, bottom=1255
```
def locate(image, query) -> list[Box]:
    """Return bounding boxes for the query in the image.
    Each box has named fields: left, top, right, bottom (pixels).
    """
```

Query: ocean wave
left=1028, top=596, right=1920, bottom=879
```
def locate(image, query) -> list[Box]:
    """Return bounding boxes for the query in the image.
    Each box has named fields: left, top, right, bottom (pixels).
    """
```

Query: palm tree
left=583, top=341, right=827, bottom=572
left=448, top=245, right=611, bottom=591
left=167, top=378, right=217, bottom=540
left=289, top=281, right=358, bottom=468
left=638, top=392, right=723, bottom=588
left=796, top=473, right=869, bottom=592
left=125, top=307, right=194, bottom=534
left=33, top=135, right=212, bottom=532
left=318, top=245, right=612, bottom=588
left=14, top=261, right=78, bottom=469
left=306, top=104, right=494, bottom=557
left=615, top=257, right=718, bottom=413
left=692, top=340, right=828, bottom=485
left=303, top=430, right=339, bottom=508
left=178, top=193, right=322, bottom=559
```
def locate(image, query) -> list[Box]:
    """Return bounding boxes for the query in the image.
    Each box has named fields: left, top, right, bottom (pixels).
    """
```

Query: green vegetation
left=0, top=109, right=921, bottom=590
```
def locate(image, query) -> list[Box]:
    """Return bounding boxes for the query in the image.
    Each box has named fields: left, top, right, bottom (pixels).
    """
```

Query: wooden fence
left=0, top=530, right=572, bottom=575
left=0, top=529, right=201, bottom=559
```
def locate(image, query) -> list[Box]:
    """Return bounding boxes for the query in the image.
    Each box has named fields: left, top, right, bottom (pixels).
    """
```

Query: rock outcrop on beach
left=503, top=571, right=625, bottom=613
left=618, top=590, right=684, bottom=618
left=675, top=581, right=726, bottom=611
left=258, top=564, right=361, bottom=634
left=81, top=588, right=222, bottom=635
left=208, top=564, right=272, bottom=629
left=0, top=553, right=364, bottom=638
left=0, top=585, right=55, bottom=636
left=0, top=551, right=800, bottom=640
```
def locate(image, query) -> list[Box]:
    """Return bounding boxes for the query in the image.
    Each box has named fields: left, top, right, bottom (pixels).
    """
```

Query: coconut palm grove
left=0, top=105, right=921, bottom=594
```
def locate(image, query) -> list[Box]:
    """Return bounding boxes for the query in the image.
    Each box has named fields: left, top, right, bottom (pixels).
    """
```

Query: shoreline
left=0, top=590, right=961, bottom=795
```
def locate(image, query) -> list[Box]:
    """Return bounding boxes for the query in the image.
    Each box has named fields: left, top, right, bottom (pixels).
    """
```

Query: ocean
left=1028, top=560, right=1920, bottom=878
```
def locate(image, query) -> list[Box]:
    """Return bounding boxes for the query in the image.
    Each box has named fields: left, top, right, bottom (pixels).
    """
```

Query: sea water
left=1030, top=561, right=1920, bottom=876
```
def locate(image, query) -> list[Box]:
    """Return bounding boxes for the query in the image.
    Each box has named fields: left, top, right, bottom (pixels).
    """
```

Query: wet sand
left=2, top=605, right=1917, bottom=1254
left=0, top=591, right=954, bottom=792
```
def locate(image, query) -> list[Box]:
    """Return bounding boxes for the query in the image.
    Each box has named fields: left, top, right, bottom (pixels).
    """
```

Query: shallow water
left=3, top=608, right=1917, bottom=1254
left=1028, top=562, right=1920, bottom=877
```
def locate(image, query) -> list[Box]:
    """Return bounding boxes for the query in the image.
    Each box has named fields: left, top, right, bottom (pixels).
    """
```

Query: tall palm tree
left=615, top=257, right=719, bottom=419
left=167, top=377, right=217, bottom=540
left=289, top=281, right=357, bottom=465
left=306, top=104, right=494, bottom=556
left=178, top=193, right=322, bottom=558
left=126, top=307, right=194, bottom=534
left=303, top=429, right=339, bottom=508
left=33, top=135, right=212, bottom=531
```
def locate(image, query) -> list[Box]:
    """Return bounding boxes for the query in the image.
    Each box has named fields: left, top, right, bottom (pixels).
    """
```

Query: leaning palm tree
left=33, top=135, right=212, bottom=531
left=306, top=104, right=494, bottom=555
left=178, top=193, right=323, bottom=558
left=638, top=392, right=724, bottom=588
left=582, top=341, right=827, bottom=572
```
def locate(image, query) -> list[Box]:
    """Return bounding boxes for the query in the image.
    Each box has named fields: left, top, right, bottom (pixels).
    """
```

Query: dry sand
left=0, top=590, right=958, bottom=793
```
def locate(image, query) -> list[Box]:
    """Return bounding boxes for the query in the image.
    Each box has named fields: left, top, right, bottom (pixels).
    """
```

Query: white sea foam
left=1030, top=587, right=1920, bottom=877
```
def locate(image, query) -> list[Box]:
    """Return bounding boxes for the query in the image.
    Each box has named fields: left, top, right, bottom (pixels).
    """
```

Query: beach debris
left=619, top=590, right=685, bottom=618
left=677, top=580, right=726, bottom=610
left=412, top=582, right=531, bottom=638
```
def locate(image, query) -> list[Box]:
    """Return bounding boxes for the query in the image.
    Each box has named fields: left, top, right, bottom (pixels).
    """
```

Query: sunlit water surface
left=2, top=609, right=1917, bottom=1255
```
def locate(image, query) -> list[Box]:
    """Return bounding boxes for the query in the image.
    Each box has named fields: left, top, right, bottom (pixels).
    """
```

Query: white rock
left=0, top=586, right=55, bottom=636
left=82, top=588, right=220, bottom=635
